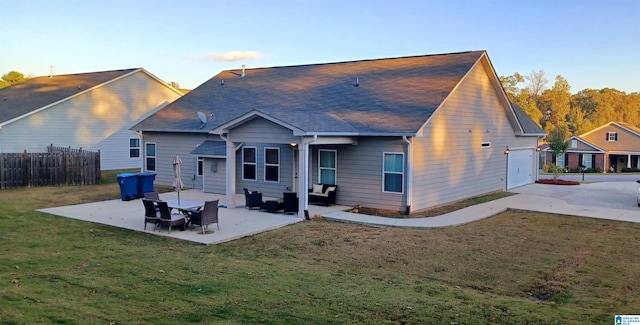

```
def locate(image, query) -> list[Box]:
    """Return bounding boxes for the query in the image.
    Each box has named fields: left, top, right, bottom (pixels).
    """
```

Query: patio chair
left=188, top=200, right=220, bottom=234
left=283, top=192, right=298, bottom=215
left=143, top=191, right=160, bottom=201
left=156, top=201, right=186, bottom=234
left=243, top=188, right=262, bottom=210
left=142, top=199, right=161, bottom=231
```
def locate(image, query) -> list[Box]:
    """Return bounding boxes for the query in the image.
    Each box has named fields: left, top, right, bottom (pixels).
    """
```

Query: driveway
left=510, top=181, right=640, bottom=211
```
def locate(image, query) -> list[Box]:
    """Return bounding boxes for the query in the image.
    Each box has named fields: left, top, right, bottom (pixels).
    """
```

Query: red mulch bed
left=535, top=179, right=581, bottom=185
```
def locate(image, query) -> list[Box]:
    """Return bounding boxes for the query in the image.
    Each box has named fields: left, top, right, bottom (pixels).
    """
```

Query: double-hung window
left=243, top=147, right=257, bottom=181
left=264, top=147, right=280, bottom=182
left=582, top=154, right=593, bottom=169
left=319, top=150, right=337, bottom=185
left=556, top=154, right=565, bottom=167
left=383, top=152, right=404, bottom=193
left=129, top=138, right=140, bottom=158
left=145, top=143, right=156, bottom=171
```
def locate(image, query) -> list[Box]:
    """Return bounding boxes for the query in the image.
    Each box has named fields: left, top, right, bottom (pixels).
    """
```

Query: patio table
left=165, top=199, right=204, bottom=212
left=165, top=199, right=205, bottom=227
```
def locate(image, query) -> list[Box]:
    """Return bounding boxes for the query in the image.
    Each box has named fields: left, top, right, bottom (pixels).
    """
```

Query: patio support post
left=628, top=154, right=632, bottom=168
left=298, top=135, right=317, bottom=220
left=224, top=134, right=236, bottom=208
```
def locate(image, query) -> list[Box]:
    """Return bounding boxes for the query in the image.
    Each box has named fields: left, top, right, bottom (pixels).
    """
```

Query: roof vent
left=220, top=79, right=224, bottom=86
left=240, top=64, right=246, bottom=78
left=355, top=77, right=359, bottom=87
left=49, top=65, right=53, bottom=78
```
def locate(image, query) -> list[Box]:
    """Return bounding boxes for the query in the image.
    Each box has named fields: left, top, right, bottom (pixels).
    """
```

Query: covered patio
left=38, top=189, right=350, bottom=245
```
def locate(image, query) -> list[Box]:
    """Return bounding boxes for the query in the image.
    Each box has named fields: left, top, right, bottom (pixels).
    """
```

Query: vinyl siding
left=309, top=138, right=406, bottom=211
left=229, top=117, right=297, bottom=144
left=0, top=71, right=180, bottom=170
left=141, top=132, right=219, bottom=189
left=235, top=143, right=295, bottom=198
left=203, top=158, right=226, bottom=194
left=411, top=60, right=536, bottom=212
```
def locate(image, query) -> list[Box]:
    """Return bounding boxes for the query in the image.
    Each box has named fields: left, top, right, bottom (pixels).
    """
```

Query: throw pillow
left=312, top=184, right=323, bottom=194
left=324, top=186, right=336, bottom=195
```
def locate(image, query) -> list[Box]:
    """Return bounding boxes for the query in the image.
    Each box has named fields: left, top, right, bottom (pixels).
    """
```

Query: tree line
left=500, top=70, right=640, bottom=137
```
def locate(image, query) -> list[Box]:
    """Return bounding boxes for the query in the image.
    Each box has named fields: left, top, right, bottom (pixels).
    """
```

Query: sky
left=1, top=0, right=639, bottom=93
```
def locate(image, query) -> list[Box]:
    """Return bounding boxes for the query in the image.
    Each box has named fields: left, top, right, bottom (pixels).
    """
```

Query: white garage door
left=508, top=149, right=534, bottom=189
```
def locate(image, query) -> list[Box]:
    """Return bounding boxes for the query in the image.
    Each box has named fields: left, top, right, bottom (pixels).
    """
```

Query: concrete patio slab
left=38, top=190, right=350, bottom=245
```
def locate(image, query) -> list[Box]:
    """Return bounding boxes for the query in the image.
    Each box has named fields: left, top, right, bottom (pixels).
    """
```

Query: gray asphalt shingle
left=132, top=51, right=486, bottom=135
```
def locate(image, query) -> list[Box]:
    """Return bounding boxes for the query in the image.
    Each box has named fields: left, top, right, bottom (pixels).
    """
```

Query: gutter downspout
left=299, top=135, right=318, bottom=220
left=133, top=130, right=143, bottom=172
left=403, top=136, right=413, bottom=215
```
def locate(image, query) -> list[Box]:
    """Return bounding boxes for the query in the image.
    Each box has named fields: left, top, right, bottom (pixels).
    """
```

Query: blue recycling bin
left=117, top=173, right=140, bottom=201
left=137, top=172, right=156, bottom=196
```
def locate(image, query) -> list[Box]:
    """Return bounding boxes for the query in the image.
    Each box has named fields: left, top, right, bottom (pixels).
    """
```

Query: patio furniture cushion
left=156, top=201, right=186, bottom=234
left=312, top=184, right=324, bottom=194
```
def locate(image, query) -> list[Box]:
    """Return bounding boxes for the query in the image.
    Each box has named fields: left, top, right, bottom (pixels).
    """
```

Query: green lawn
left=1, top=179, right=639, bottom=324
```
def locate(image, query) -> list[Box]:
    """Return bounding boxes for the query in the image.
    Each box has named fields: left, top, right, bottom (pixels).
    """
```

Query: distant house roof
left=190, top=140, right=226, bottom=157
left=132, top=51, right=542, bottom=136
left=0, top=68, right=180, bottom=127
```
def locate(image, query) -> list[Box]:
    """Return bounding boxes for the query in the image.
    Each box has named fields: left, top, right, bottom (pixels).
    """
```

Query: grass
left=356, top=191, right=515, bottom=217
left=2, top=179, right=640, bottom=324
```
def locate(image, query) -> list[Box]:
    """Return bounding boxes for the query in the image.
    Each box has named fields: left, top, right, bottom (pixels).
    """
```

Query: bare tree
left=524, top=69, right=548, bottom=98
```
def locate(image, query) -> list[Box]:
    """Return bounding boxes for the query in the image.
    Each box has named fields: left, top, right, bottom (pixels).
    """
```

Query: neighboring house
left=0, top=68, right=182, bottom=170
left=131, top=51, right=545, bottom=216
left=543, top=122, right=640, bottom=173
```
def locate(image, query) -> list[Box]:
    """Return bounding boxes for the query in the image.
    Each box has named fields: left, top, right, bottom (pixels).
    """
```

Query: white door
left=507, top=149, right=534, bottom=189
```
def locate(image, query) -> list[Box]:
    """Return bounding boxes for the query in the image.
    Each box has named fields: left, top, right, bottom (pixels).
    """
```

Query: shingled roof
left=0, top=69, right=139, bottom=125
left=132, top=51, right=540, bottom=136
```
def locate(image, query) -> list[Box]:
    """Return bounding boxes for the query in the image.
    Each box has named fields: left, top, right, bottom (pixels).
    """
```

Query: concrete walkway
left=323, top=182, right=640, bottom=227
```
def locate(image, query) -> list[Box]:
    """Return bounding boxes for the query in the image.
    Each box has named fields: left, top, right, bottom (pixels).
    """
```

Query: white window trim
left=556, top=154, right=565, bottom=167
left=571, top=139, right=577, bottom=148
left=582, top=154, right=592, bottom=168
left=382, top=152, right=404, bottom=194
left=145, top=142, right=156, bottom=172
left=607, top=132, right=617, bottom=141
left=318, top=149, right=337, bottom=184
left=196, top=156, right=204, bottom=176
left=264, top=147, right=280, bottom=183
left=129, top=137, right=140, bottom=159
left=242, top=146, right=257, bottom=181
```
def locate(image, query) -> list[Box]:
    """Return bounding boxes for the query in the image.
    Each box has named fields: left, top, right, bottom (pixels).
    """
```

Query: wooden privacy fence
left=0, top=146, right=101, bottom=189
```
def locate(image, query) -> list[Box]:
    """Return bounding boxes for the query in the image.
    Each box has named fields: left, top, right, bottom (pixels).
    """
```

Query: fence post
left=22, top=150, right=28, bottom=187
